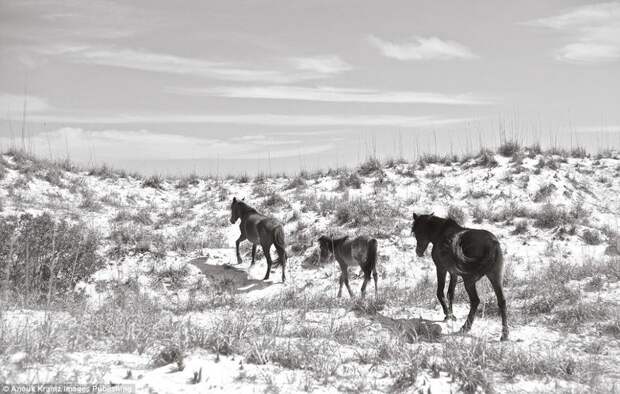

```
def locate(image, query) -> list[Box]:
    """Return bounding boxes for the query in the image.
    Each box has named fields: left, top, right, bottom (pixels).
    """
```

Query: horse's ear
left=242, top=197, right=245, bottom=201
left=232, top=197, right=236, bottom=202
left=430, top=212, right=435, bottom=217
left=413, top=213, right=418, bottom=220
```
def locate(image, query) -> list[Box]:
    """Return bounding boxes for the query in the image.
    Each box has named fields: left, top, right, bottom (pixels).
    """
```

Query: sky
left=0, top=0, right=619, bottom=175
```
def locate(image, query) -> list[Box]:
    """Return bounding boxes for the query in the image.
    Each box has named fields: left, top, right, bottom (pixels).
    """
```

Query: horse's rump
left=451, top=229, right=501, bottom=275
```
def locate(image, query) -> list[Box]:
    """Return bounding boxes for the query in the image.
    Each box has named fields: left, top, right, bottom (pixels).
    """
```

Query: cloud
left=576, top=125, right=620, bottom=133
left=368, top=35, right=477, bottom=60
left=20, top=112, right=477, bottom=128
left=0, top=94, right=51, bottom=116
left=37, top=46, right=339, bottom=83
left=527, top=2, right=620, bottom=64
left=169, top=85, right=494, bottom=105
left=557, top=43, right=620, bottom=63
left=289, top=55, right=352, bottom=74
left=0, top=127, right=335, bottom=161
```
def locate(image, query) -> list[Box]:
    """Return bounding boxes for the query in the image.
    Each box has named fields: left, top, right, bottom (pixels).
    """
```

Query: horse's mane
left=427, top=215, right=462, bottom=240
left=236, top=200, right=258, bottom=215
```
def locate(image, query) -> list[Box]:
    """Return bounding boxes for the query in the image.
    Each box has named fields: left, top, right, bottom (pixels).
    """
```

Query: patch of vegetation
left=581, top=229, right=603, bottom=245
left=533, top=183, right=556, bottom=202
left=497, top=140, right=520, bottom=157
left=285, top=176, right=307, bottom=190
left=262, top=191, right=287, bottom=208
left=142, top=175, right=164, bottom=189
left=531, top=203, right=573, bottom=229
left=0, top=213, right=101, bottom=302
left=337, top=172, right=362, bottom=190
left=447, top=205, right=466, bottom=225
left=476, top=148, right=498, bottom=167
left=358, top=157, right=382, bottom=176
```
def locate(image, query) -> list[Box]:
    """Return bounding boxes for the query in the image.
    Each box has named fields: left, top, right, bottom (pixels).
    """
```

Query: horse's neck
left=238, top=203, right=258, bottom=218
left=329, top=236, right=347, bottom=253
left=429, top=218, right=461, bottom=243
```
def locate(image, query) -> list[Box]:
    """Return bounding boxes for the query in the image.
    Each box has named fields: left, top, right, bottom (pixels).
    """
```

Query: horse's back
left=460, top=229, right=499, bottom=259
left=350, top=236, right=375, bottom=266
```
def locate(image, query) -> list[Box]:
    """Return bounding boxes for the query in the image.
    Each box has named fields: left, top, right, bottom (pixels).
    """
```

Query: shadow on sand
left=370, top=313, right=443, bottom=342
left=189, top=257, right=274, bottom=294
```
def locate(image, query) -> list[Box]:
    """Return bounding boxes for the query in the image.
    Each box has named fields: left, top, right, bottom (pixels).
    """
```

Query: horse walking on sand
left=411, top=213, right=509, bottom=341
left=229, top=197, right=287, bottom=282
left=318, top=235, right=378, bottom=298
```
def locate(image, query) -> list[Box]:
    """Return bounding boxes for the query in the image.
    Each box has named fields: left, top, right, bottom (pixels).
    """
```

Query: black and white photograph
left=1, top=1, right=619, bottom=392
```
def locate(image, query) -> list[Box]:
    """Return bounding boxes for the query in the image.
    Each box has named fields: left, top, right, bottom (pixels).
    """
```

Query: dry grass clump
left=142, top=175, right=164, bottom=189
left=497, top=140, right=521, bottom=158
left=0, top=213, right=101, bottom=301
left=475, top=148, right=498, bottom=168
left=332, top=196, right=402, bottom=237
left=533, top=183, right=556, bottom=202
left=358, top=156, right=383, bottom=176
left=176, top=173, right=200, bottom=189
left=512, top=220, right=529, bottom=235
left=337, top=172, right=362, bottom=190
left=447, top=205, right=466, bottom=225
left=261, top=191, right=287, bottom=208
left=285, top=176, right=307, bottom=190
left=168, top=225, right=227, bottom=252
left=108, top=223, right=166, bottom=258
left=581, top=229, right=603, bottom=245
left=532, top=203, right=573, bottom=229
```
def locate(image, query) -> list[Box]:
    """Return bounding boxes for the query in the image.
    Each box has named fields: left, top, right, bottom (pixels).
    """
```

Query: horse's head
left=412, top=212, right=433, bottom=257
left=230, top=197, right=240, bottom=224
left=317, top=235, right=333, bottom=263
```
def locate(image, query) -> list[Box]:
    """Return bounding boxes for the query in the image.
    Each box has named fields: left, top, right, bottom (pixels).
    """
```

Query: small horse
left=230, top=197, right=287, bottom=282
left=318, top=235, right=378, bottom=298
left=411, top=213, right=508, bottom=341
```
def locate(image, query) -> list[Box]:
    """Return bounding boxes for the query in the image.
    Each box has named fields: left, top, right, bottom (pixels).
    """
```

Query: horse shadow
left=366, top=312, right=443, bottom=343
left=189, top=257, right=273, bottom=294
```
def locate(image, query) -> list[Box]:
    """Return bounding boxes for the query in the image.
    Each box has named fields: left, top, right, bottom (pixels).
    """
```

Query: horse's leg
left=343, top=268, right=354, bottom=298
left=250, top=244, right=257, bottom=265
left=460, top=277, right=480, bottom=334
left=446, top=273, right=457, bottom=321
left=360, top=270, right=370, bottom=299
left=338, top=274, right=344, bottom=298
left=435, top=268, right=450, bottom=320
left=488, top=272, right=509, bottom=341
left=373, top=269, right=378, bottom=297
left=275, top=244, right=286, bottom=282
left=235, top=234, right=246, bottom=265
left=262, top=243, right=272, bottom=280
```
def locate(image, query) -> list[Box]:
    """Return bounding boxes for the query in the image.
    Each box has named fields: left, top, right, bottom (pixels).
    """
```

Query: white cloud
left=368, top=35, right=477, bottom=60
left=289, top=55, right=352, bottom=74
left=0, top=94, right=51, bottom=116
left=0, top=127, right=335, bottom=161
left=557, top=43, right=620, bottom=63
left=169, top=85, right=494, bottom=105
left=528, top=2, right=620, bottom=64
left=21, top=112, right=477, bottom=128
left=576, top=125, right=620, bottom=133
left=39, top=46, right=332, bottom=83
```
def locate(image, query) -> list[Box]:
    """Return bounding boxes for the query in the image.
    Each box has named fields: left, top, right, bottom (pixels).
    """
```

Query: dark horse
left=230, top=197, right=287, bottom=282
left=411, top=213, right=508, bottom=341
left=318, top=235, right=378, bottom=298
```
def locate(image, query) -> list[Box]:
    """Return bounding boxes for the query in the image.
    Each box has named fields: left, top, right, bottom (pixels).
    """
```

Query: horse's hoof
left=444, top=315, right=456, bottom=322
left=263, top=276, right=270, bottom=280
left=459, top=326, right=471, bottom=334
left=500, top=333, right=509, bottom=341
left=282, top=276, right=286, bottom=283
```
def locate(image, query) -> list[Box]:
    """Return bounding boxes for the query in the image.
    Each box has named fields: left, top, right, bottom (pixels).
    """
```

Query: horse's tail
left=366, top=238, right=378, bottom=277
left=491, top=239, right=504, bottom=279
left=273, top=225, right=286, bottom=251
